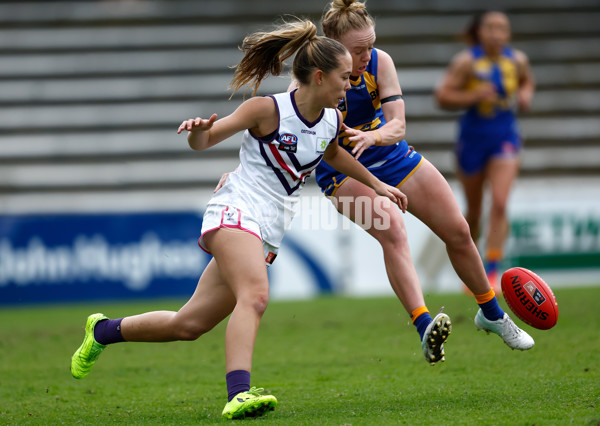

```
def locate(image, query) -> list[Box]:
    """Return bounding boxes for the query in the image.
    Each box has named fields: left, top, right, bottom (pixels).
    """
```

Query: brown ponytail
left=230, top=19, right=348, bottom=96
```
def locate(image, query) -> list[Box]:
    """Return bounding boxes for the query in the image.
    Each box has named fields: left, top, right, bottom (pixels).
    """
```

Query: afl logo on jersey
left=278, top=133, right=298, bottom=153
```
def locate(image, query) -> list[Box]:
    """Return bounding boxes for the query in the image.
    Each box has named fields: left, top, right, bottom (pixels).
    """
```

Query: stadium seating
left=1, top=0, right=599, bottom=212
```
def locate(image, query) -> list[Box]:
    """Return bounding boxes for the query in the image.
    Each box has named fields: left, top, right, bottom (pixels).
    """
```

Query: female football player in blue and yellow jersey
left=435, top=11, right=535, bottom=292
left=316, top=0, right=534, bottom=358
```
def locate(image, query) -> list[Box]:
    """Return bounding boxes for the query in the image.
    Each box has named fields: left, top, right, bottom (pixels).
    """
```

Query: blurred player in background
left=435, top=11, right=535, bottom=292
left=70, top=19, right=408, bottom=420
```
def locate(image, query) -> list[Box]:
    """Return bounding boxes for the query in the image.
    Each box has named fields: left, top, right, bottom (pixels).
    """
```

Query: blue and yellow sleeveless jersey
left=316, top=48, right=421, bottom=196
left=460, top=44, right=520, bottom=136
left=456, top=45, right=522, bottom=174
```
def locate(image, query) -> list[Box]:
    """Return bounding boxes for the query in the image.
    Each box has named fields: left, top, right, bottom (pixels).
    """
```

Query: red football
left=501, top=267, right=559, bottom=330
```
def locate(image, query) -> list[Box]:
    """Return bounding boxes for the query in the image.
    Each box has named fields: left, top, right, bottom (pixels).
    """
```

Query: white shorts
left=198, top=204, right=279, bottom=265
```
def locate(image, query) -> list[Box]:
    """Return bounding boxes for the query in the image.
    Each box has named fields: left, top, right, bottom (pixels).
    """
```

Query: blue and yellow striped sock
left=475, top=289, right=504, bottom=321
left=411, top=306, right=432, bottom=340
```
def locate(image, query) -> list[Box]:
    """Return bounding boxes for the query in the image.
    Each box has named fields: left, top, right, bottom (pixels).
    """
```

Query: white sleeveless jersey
left=206, top=90, right=340, bottom=247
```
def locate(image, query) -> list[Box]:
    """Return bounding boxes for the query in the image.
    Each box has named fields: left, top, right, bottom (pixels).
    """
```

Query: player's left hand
left=343, top=124, right=377, bottom=161
left=374, top=183, right=408, bottom=213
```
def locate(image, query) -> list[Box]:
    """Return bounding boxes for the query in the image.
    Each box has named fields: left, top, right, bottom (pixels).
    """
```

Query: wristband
left=373, top=129, right=382, bottom=146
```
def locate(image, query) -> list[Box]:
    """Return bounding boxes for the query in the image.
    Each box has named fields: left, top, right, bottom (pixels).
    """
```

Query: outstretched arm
left=176, top=97, right=277, bottom=151
left=177, top=114, right=218, bottom=150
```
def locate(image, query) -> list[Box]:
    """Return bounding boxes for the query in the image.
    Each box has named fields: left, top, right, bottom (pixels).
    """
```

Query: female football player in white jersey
left=70, top=19, right=406, bottom=420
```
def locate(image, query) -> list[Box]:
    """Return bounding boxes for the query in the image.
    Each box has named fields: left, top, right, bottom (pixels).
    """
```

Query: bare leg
left=485, top=158, right=520, bottom=254
left=333, top=179, right=426, bottom=313
left=457, top=168, right=486, bottom=246
left=204, top=228, right=270, bottom=374
left=401, top=159, right=491, bottom=295
left=120, top=258, right=236, bottom=342
left=120, top=227, right=270, bottom=374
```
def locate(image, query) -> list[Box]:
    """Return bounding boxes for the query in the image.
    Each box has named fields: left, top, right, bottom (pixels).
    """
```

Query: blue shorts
left=456, top=128, right=521, bottom=175
left=316, top=142, right=424, bottom=197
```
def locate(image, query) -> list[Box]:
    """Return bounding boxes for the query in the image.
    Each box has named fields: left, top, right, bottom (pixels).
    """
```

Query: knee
left=490, top=198, right=508, bottom=218
left=233, top=281, right=270, bottom=318
left=246, top=291, right=270, bottom=317
left=173, top=318, right=212, bottom=341
left=371, top=214, right=410, bottom=251
left=445, top=217, right=475, bottom=249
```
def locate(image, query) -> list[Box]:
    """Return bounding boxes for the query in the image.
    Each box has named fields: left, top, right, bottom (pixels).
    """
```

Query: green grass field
left=1, top=286, right=598, bottom=425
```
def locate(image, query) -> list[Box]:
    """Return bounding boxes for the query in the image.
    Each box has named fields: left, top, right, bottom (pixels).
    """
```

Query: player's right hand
left=374, top=183, right=408, bottom=213
left=177, top=113, right=217, bottom=134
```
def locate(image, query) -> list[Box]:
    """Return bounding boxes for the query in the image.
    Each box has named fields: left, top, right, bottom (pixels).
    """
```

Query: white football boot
left=474, top=309, right=535, bottom=350
left=422, top=311, right=452, bottom=365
